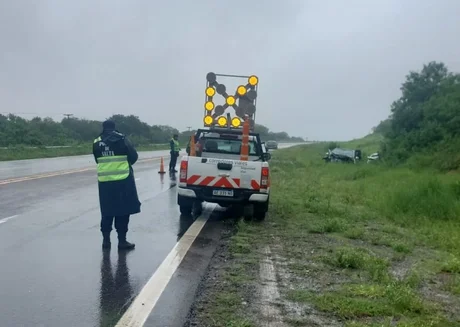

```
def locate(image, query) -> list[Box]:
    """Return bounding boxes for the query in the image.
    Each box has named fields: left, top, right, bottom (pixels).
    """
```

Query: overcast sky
left=1, top=0, right=459, bottom=140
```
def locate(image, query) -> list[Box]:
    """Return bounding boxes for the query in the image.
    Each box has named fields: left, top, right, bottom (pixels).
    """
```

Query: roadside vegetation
left=187, top=61, right=460, bottom=327
left=0, top=114, right=302, bottom=161
left=188, top=139, right=460, bottom=327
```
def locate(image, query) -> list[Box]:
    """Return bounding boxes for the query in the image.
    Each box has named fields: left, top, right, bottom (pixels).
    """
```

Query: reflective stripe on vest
left=96, top=155, right=129, bottom=182
left=172, top=139, right=180, bottom=152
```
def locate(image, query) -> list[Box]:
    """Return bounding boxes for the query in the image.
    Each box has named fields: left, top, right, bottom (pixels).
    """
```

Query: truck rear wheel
left=253, top=209, right=266, bottom=221
left=253, top=200, right=269, bottom=221
left=243, top=205, right=253, bottom=221
left=193, top=200, right=203, bottom=215
left=178, top=194, right=194, bottom=216
left=180, top=205, right=192, bottom=216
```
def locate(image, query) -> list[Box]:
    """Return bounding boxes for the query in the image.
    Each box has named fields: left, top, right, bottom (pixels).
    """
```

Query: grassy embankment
left=191, top=133, right=460, bottom=327
left=0, top=144, right=169, bottom=161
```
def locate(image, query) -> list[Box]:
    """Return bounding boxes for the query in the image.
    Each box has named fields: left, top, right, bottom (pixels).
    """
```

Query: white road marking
left=135, top=178, right=140, bottom=181
left=115, top=205, right=215, bottom=327
left=0, top=215, right=19, bottom=225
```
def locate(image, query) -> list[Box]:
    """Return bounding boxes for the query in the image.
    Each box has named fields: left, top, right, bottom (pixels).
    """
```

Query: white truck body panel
left=177, top=128, right=270, bottom=220
left=183, top=155, right=266, bottom=192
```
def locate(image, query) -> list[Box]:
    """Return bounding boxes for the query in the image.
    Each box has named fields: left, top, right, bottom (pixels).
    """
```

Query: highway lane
left=0, top=149, right=176, bottom=181
left=0, top=142, right=299, bottom=182
left=0, top=158, right=196, bottom=327
left=0, top=144, right=299, bottom=327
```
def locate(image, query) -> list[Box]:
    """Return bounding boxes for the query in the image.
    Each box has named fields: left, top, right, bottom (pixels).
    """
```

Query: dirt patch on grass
left=185, top=213, right=460, bottom=327
left=184, top=218, right=259, bottom=327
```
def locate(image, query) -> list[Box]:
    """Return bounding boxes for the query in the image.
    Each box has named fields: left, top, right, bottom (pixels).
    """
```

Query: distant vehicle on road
left=265, top=140, right=278, bottom=150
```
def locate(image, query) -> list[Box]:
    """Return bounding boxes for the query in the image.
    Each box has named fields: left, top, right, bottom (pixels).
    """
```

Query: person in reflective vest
left=169, top=133, right=181, bottom=172
left=93, top=120, right=141, bottom=250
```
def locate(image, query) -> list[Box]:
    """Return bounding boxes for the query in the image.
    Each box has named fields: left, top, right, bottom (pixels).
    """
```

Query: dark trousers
left=101, top=215, right=130, bottom=234
left=169, top=151, right=178, bottom=171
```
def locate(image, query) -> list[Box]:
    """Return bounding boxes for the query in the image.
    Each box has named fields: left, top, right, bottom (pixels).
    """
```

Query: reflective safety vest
left=94, top=137, right=130, bottom=182
left=171, top=139, right=180, bottom=152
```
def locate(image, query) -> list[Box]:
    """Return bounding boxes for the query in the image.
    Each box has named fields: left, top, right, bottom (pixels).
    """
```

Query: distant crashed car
left=265, top=140, right=278, bottom=150
left=367, top=152, right=380, bottom=163
left=323, top=148, right=362, bottom=163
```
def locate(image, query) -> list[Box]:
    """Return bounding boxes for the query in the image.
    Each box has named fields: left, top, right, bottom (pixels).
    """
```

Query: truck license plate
left=213, top=189, right=234, bottom=197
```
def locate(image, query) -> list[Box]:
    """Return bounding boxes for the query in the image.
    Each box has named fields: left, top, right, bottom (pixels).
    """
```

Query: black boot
left=102, top=232, right=111, bottom=249
left=118, top=232, right=135, bottom=250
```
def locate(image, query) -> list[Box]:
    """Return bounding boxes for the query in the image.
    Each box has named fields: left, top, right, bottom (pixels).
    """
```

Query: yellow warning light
left=237, top=85, right=247, bottom=96
left=205, top=101, right=214, bottom=111
left=217, top=116, right=227, bottom=127
left=248, top=75, right=258, bottom=86
left=204, top=115, right=213, bottom=125
left=231, top=117, right=241, bottom=128
left=226, top=95, right=236, bottom=106
left=206, top=87, right=215, bottom=97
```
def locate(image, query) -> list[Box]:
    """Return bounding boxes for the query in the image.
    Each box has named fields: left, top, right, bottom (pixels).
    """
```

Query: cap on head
left=102, top=120, right=115, bottom=131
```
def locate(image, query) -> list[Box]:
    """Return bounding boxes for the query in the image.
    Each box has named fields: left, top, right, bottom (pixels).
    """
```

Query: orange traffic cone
left=158, top=157, right=166, bottom=174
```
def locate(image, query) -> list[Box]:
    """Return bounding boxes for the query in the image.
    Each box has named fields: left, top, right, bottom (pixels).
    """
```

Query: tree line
left=373, top=61, right=460, bottom=171
left=0, top=113, right=304, bottom=148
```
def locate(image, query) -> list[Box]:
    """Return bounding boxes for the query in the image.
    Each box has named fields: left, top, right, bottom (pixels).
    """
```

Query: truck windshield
left=201, top=138, right=259, bottom=155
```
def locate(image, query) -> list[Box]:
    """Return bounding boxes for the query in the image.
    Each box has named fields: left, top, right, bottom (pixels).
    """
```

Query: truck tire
left=193, top=200, right=203, bottom=215
left=254, top=211, right=266, bottom=221
left=243, top=205, right=253, bottom=221
left=253, top=208, right=266, bottom=221
left=253, top=200, right=269, bottom=221
left=180, top=205, right=192, bottom=216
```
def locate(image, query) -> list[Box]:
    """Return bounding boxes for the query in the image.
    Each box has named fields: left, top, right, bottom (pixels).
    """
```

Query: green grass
left=441, top=256, right=460, bottom=274
left=188, top=220, right=260, bottom=327
left=266, top=138, right=460, bottom=325
left=0, top=144, right=169, bottom=161
left=325, top=247, right=390, bottom=282
left=190, top=134, right=460, bottom=326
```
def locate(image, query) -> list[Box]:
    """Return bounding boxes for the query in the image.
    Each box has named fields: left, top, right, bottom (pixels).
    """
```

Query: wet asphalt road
left=0, top=157, right=186, bottom=327
left=0, top=150, right=173, bottom=181
left=0, top=145, right=297, bottom=327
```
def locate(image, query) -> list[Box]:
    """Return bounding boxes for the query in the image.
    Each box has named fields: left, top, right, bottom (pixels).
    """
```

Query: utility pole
left=186, top=126, right=192, bottom=132
left=63, top=113, right=73, bottom=119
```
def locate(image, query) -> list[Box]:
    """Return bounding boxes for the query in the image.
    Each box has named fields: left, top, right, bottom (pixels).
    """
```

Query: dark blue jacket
left=93, top=130, right=141, bottom=217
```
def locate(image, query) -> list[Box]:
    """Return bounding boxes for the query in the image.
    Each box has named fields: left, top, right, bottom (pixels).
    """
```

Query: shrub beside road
left=187, top=138, right=460, bottom=327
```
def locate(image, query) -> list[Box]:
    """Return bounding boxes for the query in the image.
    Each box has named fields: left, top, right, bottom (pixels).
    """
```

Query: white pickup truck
left=177, top=128, right=271, bottom=220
